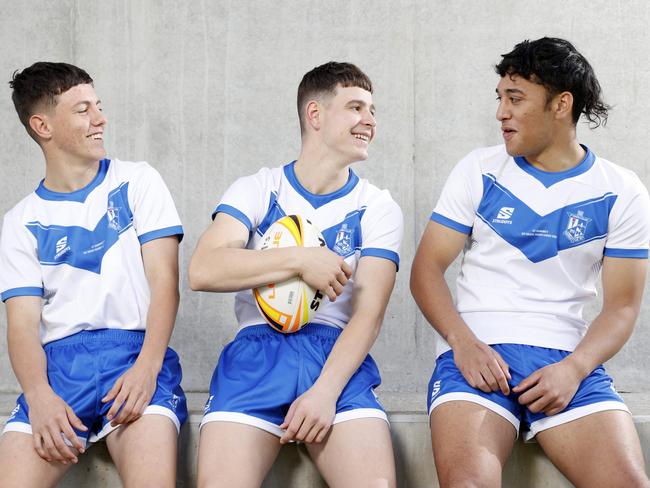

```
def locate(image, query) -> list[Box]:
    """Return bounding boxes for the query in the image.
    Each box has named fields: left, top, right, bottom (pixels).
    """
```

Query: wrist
left=24, top=382, right=53, bottom=402
left=562, top=352, right=593, bottom=380
left=312, top=378, right=343, bottom=401
left=446, top=327, right=475, bottom=350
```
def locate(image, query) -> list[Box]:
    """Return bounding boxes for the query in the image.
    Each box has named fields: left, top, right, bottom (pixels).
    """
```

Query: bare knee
left=437, top=467, right=501, bottom=488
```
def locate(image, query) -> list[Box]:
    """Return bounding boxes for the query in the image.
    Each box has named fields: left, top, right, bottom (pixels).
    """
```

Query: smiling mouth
left=353, top=133, right=370, bottom=143
left=87, top=133, right=103, bottom=140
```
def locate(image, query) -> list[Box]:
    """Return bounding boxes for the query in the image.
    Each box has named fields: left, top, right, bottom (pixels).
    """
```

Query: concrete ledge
left=1, top=392, right=649, bottom=487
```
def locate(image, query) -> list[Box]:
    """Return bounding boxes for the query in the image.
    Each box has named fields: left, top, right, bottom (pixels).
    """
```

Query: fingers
left=341, top=261, right=352, bottom=278
left=512, top=370, right=540, bottom=394
left=280, top=414, right=303, bottom=444
left=101, top=376, right=123, bottom=404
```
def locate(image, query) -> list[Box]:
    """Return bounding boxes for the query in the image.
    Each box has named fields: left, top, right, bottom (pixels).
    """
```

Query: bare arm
left=189, top=212, right=350, bottom=300
left=102, top=235, right=181, bottom=424
left=280, top=255, right=397, bottom=444
left=410, top=221, right=511, bottom=394
left=6, top=296, right=86, bottom=463
left=515, top=257, right=647, bottom=414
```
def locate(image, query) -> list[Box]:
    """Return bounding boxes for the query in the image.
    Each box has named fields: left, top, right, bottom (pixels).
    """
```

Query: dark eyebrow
left=495, top=88, right=525, bottom=96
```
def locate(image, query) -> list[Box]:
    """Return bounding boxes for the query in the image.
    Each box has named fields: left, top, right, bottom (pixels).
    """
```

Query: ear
left=305, top=100, right=321, bottom=131
left=553, top=91, right=574, bottom=122
left=28, top=113, right=52, bottom=140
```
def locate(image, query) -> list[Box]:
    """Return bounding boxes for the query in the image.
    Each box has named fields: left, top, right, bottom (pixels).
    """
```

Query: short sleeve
left=430, top=150, right=484, bottom=234
left=360, top=191, right=404, bottom=270
left=129, top=163, right=183, bottom=245
left=212, top=169, right=270, bottom=231
left=604, top=176, right=650, bottom=259
left=0, top=212, right=43, bottom=301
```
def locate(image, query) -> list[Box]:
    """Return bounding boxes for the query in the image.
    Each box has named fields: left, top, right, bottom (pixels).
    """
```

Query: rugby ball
left=253, top=215, right=326, bottom=333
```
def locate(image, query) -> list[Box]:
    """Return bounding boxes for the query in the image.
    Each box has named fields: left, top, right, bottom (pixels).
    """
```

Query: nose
left=92, top=105, right=107, bottom=126
left=362, top=108, right=376, bottom=128
left=496, top=100, right=510, bottom=122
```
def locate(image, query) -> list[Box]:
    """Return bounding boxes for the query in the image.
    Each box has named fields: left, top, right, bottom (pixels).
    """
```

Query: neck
left=525, top=128, right=585, bottom=172
left=294, top=142, right=352, bottom=194
left=43, top=151, right=101, bottom=192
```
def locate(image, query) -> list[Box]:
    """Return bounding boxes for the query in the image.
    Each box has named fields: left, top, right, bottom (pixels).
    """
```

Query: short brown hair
left=297, top=62, right=372, bottom=133
left=10, top=62, right=93, bottom=139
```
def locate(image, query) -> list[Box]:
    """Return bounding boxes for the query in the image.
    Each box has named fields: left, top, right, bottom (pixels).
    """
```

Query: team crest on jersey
left=333, top=223, right=353, bottom=255
left=107, top=200, right=122, bottom=231
left=564, top=210, right=592, bottom=243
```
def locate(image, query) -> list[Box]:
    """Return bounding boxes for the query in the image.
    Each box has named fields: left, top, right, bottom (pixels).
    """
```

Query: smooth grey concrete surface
left=2, top=0, right=650, bottom=401
left=2, top=2, right=650, bottom=485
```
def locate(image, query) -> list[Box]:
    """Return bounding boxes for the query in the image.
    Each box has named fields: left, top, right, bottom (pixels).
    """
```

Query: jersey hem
left=213, top=204, right=252, bottom=230
left=430, top=212, right=472, bottom=234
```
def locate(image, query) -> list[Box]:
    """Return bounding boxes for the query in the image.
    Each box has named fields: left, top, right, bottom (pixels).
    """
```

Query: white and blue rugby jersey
left=0, top=159, right=183, bottom=345
left=431, top=145, right=650, bottom=357
left=215, top=161, right=403, bottom=330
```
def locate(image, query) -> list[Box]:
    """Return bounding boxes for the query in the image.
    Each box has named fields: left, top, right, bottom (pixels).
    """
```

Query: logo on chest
left=333, top=223, right=354, bottom=255
left=564, top=210, right=592, bottom=243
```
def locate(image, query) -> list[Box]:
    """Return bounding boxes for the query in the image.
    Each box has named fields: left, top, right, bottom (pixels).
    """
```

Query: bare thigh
left=0, top=431, right=71, bottom=488
left=106, top=414, right=178, bottom=488
left=536, top=410, right=650, bottom=488
left=197, top=421, right=282, bottom=488
left=430, top=401, right=517, bottom=488
left=306, top=417, right=396, bottom=488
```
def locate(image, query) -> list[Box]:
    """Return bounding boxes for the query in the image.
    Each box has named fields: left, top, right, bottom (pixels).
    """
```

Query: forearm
left=189, top=247, right=302, bottom=292
left=565, top=305, right=640, bottom=379
left=138, top=275, right=179, bottom=371
left=314, top=315, right=381, bottom=398
left=7, top=316, right=50, bottom=400
left=410, top=262, right=476, bottom=349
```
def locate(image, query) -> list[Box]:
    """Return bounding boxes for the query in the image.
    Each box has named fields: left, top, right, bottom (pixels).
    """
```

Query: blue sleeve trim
left=1, top=287, right=43, bottom=302
left=212, top=204, right=252, bottom=231
left=604, top=248, right=649, bottom=259
left=138, top=225, right=185, bottom=245
left=360, top=248, right=400, bottom=271
left=430, top=212, right=472, bottom=234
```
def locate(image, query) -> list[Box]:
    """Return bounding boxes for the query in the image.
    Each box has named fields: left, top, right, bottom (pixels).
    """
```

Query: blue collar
left=283, top=161, right=359, bottom=209
left=36, top=159, right=110, bottom=202
left=513, top=145, right=595, bottom=188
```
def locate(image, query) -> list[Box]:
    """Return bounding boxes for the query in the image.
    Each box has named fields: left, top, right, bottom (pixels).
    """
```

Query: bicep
left=5, top=295, right=42, bottom=330
left=194, top=212, right=250, bottom=256
left=351, top=256, right=397, bottom=319
left=413, top=221, right=468, bottom=273
left=141, top=236, right=180, bottom=281
left=601, top=256, right=648, bottom=310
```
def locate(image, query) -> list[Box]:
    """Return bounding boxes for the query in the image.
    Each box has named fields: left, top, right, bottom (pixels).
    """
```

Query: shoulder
left=2, top=192, right=40, bottom=228
left=355, top=178, right=402, bottom=220
left=592, top=155, right=648, bottom=195
left=457, top=144, right=510, bottom=172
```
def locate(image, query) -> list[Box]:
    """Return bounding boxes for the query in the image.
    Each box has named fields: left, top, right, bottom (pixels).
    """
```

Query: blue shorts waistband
left=236, top=323, right=342, bottom=340
left=44, top=329, right=146, bottom=349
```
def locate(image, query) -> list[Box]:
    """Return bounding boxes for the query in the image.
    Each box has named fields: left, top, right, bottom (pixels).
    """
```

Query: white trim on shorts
left=428, top=392, right=521, bottom=433
left=201, top=408, right=389, bottom=438
left=200, top=412, right=284, bottom=437
left=2, top=421, right=88, bottom=447
left=88, top=404, right=182, bottom=443
left=525, top=400, right=630, bottom=441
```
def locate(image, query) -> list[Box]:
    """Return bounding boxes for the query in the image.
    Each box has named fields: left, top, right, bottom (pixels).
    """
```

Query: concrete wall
left=1, top=0, right=650, bottom=404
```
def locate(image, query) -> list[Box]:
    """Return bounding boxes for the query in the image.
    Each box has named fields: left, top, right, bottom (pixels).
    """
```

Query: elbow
left=188, top=261, right=210, bottom=291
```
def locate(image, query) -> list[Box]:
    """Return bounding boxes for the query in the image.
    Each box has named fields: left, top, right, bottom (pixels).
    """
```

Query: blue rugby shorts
left=3, top=329, right=187, bottom=446
left=427, top=343, right=628, bottom=441
left=201, top=323, right=387, bottom=436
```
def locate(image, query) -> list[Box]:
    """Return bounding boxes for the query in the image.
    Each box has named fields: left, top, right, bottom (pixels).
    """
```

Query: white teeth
left=353, top=134, right=369, bottom=142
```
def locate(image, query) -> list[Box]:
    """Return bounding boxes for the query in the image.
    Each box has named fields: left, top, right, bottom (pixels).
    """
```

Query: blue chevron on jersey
left=26, top=183, right=133, bottom=273
left=476, top=174, right=616, bottom=263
